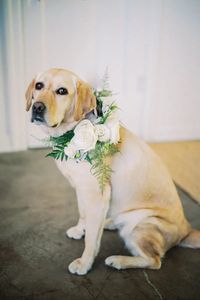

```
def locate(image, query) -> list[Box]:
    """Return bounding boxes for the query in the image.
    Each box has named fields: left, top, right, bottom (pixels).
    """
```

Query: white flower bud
left=64, top=144, right=77, bottom=158
left=105, top=112, right=120, bottom=144
left=95, top=124, right=110, bottom=142
left=101, top=96, right=114, bottom=114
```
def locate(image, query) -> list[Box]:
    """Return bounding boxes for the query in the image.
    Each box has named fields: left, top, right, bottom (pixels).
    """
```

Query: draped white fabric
left=1, top=0, right=200, bottom=152
left=0, top=0, right=27, bottom=152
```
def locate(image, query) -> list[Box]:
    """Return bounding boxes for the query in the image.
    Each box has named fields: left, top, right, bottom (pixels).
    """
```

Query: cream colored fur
left=26, top=68, right=199, bottom=275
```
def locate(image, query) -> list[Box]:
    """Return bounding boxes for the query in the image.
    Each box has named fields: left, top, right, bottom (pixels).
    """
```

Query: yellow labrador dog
left=26, top=68, right=200, bottom=275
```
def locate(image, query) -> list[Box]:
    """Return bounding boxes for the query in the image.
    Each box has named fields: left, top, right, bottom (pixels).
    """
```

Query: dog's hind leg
left=104, top=218, right=118, bottom=230
left=105, top=255, right=161, bottom=270
left=105, top=223, right=165, bottom=270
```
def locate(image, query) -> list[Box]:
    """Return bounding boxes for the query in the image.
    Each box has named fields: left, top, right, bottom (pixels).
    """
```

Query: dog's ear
left=25, top=79, right=35, bottom=111
left=74, top=80, right=96, bottom=121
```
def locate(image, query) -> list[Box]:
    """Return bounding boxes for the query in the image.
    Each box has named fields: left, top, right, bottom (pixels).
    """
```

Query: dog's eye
left=35, top=82, right=44, bottom=90
left=56, top=87, right=68, bottom=95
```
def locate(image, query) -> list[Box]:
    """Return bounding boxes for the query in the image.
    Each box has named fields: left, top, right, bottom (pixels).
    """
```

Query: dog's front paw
left=66, top=226, right=85, bottom=240
left=68, top=258, right=92, bottom=275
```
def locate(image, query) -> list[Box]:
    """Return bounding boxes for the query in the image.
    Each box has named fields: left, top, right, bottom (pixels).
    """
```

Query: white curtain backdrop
left=0, top=0, right=27, bottom=152
left=1, top=0, right=200, bottom=152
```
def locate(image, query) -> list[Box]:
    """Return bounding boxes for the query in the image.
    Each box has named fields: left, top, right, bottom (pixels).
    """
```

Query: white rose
left=70, top=119, right=97, bottom=153
left=95, top=124, right=110, bottom=142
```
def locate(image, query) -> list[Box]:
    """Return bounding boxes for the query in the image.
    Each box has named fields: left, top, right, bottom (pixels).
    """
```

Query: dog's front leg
left=68, top=184, right=111, bottom=275
left=66, top=189, right=86, bottom=239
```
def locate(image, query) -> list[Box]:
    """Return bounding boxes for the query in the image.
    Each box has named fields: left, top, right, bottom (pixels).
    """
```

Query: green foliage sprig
left=86, top=142, right=119, bottom=193
left=46, top=130, right=74, bottom=161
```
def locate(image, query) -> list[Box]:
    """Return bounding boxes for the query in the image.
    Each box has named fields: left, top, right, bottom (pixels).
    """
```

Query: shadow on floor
left=0, top=149, right=200, bottom=300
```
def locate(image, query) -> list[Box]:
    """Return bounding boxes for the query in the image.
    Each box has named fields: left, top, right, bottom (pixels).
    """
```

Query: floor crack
left=143, top=270, right=163, bottom=300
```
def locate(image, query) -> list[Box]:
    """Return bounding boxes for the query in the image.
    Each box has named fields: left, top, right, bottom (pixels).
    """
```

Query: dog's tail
left=179, top=229, right=200, bottom=249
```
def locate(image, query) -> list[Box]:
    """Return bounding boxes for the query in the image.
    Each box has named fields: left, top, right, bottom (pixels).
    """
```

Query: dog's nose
left=32, top=102, right=46, bottom=114
left=31, top=102, right=46, bottom=123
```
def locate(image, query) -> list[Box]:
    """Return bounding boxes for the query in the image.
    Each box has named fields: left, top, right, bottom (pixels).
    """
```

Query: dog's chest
left=55, top=159, right=97, bottom=188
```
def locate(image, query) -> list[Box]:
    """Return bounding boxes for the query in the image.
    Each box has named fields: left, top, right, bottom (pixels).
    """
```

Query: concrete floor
left=0, top=149, right=200, bottom=300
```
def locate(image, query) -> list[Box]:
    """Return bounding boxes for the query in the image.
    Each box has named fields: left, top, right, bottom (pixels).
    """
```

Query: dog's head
left=25, top=68, right=96, bottom=131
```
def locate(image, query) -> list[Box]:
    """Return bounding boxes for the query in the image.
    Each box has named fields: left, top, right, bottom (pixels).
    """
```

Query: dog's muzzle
left=31, top=101, right=46, bottom=123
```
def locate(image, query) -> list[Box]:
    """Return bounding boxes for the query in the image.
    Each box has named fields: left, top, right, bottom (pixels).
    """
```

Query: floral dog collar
left=46, top=82, right=120, bottom=192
